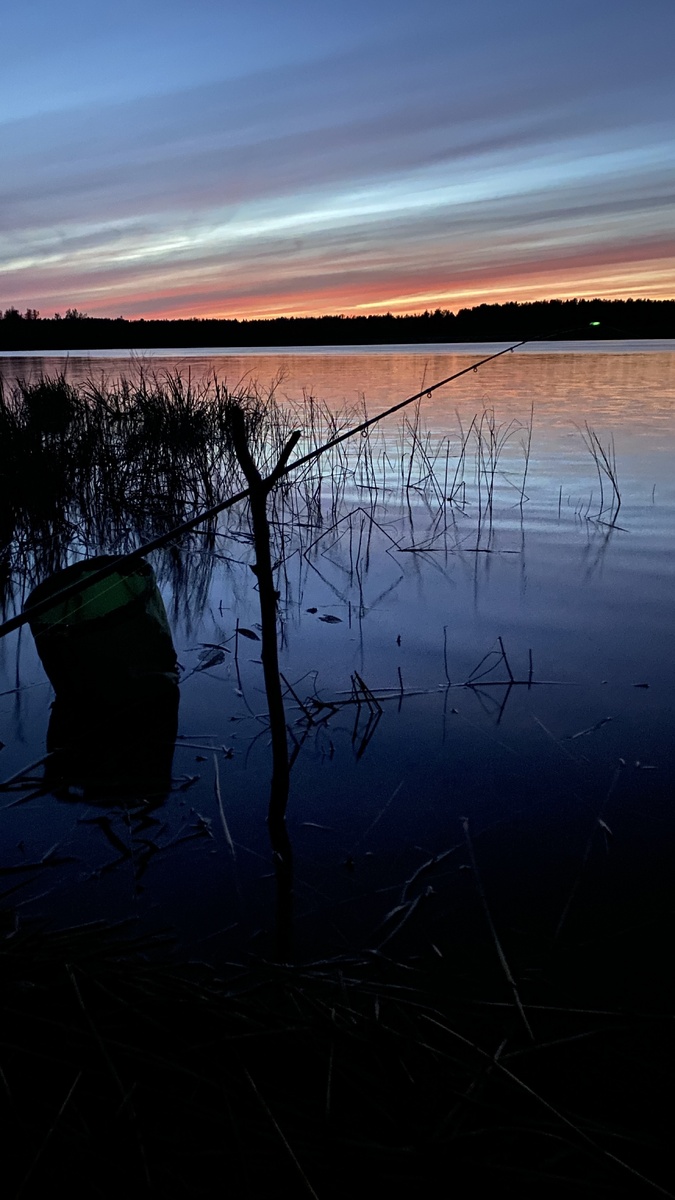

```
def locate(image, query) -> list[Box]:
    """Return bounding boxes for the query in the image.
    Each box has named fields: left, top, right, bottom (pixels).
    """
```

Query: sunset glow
left=2, top=0, right=673, bottom=321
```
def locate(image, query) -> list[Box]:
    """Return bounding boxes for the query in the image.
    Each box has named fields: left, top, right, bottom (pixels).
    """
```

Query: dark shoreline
left=1, top=297, right=673, bottom=352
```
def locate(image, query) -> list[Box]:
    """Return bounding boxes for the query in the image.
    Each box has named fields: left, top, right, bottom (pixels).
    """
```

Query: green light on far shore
left=590, top=321, right=601, bottom=326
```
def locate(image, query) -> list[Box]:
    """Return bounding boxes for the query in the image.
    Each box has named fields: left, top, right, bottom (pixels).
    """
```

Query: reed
left=578, top=422, right=622, bottom=524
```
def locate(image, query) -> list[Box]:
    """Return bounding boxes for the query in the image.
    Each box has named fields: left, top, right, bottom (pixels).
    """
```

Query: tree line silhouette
left=1, top=298, right=672, bottom=351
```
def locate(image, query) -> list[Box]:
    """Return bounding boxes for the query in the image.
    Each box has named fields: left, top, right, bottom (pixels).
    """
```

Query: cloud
left=1, top=2, right=673, bottom=316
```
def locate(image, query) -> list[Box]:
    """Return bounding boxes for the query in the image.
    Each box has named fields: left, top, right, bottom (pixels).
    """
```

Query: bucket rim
left=25, top=555, right=155, bottom=614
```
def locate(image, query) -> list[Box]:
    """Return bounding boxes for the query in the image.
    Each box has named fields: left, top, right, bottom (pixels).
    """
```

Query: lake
left=1, top=341, right=674, bottom=970
left=4, top=339, right=675, bottom=1194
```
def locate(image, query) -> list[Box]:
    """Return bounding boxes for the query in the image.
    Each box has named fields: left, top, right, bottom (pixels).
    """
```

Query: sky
left=1, top=0, right=674, bottom=320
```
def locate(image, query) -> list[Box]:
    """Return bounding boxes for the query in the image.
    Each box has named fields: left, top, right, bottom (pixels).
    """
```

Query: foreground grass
left=1, top=907, right=672, bottom=1200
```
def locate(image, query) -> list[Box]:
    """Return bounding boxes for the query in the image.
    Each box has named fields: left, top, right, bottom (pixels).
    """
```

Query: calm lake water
left=1, top=342, right=674, bottom=965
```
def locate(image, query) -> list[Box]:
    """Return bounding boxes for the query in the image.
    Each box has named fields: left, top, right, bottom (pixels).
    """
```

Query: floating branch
left=291, top=641, right=570, bottom=740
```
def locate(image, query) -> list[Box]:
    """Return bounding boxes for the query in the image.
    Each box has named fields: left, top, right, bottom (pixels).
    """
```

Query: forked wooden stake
left=227, top=405, right=300, bottom=831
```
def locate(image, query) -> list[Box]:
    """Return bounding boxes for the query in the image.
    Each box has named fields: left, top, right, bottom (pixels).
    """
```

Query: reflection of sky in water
left=0, top=345, right=673, bottom=956
left=5, top=343, right=674, bottom=491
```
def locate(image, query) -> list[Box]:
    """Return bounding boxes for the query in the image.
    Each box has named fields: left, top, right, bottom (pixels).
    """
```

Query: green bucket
left=25, top=555, right=178, bottom=699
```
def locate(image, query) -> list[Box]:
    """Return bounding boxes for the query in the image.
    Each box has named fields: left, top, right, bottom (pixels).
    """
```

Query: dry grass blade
left=554, top=759, right=624, bottom=940
left=0, top=755, right=53, bottom=791
left=421, top=1013, right=675, bottom=1199
left=375, top=896, right=421, bottom=951
left=348, top=780, right=404, bottom=857
left=243, top=1068, right=321, bottom=1199
left=213, top=753, right=235, bottom=859
left=15, top=1070, right=83, bottom=1198
left=462, top=818, right=535, bottom=1042
left=67, top=965, right=151, bottom=1188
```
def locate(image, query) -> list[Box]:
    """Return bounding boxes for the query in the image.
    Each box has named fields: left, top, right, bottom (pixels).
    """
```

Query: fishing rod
left=281, top=322, right=601, bottom=471
left=0, top=321, right=600, bottom=642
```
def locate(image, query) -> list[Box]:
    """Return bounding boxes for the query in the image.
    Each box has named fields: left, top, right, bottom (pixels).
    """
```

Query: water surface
left=1, top=343, right=673, bottom=964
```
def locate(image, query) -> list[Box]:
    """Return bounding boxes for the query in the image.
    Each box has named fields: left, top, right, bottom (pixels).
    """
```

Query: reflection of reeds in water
left=1, top=365, right=593, bottom=627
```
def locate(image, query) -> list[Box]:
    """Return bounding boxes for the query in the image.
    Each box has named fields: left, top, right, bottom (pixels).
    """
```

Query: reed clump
left=0, top=371, right=274, bottom=612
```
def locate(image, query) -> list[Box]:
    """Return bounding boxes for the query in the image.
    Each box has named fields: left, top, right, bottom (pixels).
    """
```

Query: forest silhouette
left=1, top=297, right=673, bottom=351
